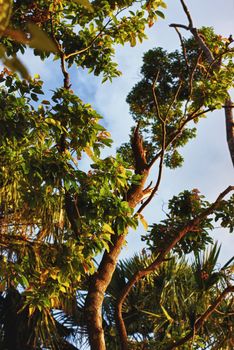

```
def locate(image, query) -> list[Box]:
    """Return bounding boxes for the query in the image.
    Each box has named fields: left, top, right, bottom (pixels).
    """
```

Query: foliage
left=143, top=189, right=234, bottom=256
left=118, top=27, right=234, bottom=168
left=102, top=249, right=234, bottom=349
left=0, top=0, right=233, bottom=349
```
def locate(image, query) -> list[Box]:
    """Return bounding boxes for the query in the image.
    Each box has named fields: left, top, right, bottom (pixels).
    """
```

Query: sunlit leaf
left=138, top=213, right=148, bottom=230
left=72, top=0, right=93, bottom=12
left=103, top=223, right=114, bottom=234
left=28, top=23, right=58, bottom=53
left=0, top=0, right=12, bottom=33
left=161, top=304, right=174, bottom=323
left=45, top=118, right=62, bottom=129
left=84, top=146, right=94, bottom=159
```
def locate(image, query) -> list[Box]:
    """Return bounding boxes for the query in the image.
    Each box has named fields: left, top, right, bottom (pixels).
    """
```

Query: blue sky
left=22, top=0, right=234, bottom=264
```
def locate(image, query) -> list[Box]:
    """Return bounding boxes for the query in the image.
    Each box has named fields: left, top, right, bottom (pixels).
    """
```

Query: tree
left=0, top=0, right=233, bottom=349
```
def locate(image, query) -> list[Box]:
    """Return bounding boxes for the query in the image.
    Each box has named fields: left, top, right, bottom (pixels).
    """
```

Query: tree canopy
left=0, top=0, right=233, bottom=349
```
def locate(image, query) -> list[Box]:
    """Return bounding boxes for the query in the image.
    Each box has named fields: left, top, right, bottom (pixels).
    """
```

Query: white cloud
left=83, top=0, right=234, bottom=264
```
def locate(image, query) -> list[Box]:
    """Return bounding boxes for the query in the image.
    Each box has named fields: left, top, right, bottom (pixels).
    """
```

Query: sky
left=19, top=0, right=234, bottom=265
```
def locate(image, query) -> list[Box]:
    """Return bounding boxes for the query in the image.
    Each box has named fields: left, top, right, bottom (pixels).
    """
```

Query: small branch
left=149, top=103, right=213, bottom=169
left=64, top=19, right=112, bottom=60
left=165, top=79, right=183, bottom=119
left=50, top=15, right=70, bottom=90
left=182, top=50, right=203, bottom=118
left=64, top=8, right=126, bottom=60
left=61, top=53, right=70, bottom=90
left=170, top=23, right=189, bottom=30
left=165, top=285, right=234, bottom=350
left=180, top=0, right=193, bottom=27
left=173, top=26, right=189, bottom=69
left=152, top=70, right=161, bottom=121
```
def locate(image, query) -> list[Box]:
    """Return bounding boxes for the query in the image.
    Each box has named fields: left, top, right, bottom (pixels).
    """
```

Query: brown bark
left=115, top=186, right=234, bottom=349
left=224, top=96, right=234, bottom=167
left=85, top=235, right=126, bottom=350
left=165, top=285, right=234, bottom=350
left=84, top=126, right=150, bottom=350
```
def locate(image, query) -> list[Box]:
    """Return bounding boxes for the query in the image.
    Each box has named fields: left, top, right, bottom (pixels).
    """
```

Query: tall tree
left=0, top=0, right=233, bottom=349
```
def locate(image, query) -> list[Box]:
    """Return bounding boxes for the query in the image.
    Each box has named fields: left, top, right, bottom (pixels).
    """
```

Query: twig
left=173, top=26, right=189, bottom=69
left=152, top=70, right=161, bottom=121
left=64, top=8, right=126, bottom=60
left=64, top=19, right=112, bottom=60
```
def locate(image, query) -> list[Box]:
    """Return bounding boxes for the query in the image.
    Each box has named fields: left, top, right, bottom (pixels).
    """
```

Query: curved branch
left=165, top=285, right=234, bottom=350
left=115, top=186, right=234, bottom=349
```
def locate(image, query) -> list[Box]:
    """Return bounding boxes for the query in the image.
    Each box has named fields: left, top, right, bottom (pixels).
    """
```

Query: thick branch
left=131, top=122, right=148, bottom=174
left=224, top=96, right=234, bottom=167
left=115, top=186, right=234, bottom=349
left=165, top=285, right=234, bottom=350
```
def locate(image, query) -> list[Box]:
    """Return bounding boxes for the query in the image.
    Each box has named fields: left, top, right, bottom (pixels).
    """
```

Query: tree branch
left=115, top=186, right=234, bottom=349
left=165, top=285, right=234, bottom=350
left=224, top=95, right=234, bottom=167
left=180, top=0, right=193, bottom=27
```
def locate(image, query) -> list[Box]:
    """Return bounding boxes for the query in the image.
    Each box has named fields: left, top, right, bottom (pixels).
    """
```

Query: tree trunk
left=84, top=124, right=150, bottom=349
left=84, top=235, right=126, bottom=350
left=84, top=170, right=150, bottom=349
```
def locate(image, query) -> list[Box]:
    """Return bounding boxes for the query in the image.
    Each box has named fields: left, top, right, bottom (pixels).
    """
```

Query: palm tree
left=102, top=244, right=234, bottom=349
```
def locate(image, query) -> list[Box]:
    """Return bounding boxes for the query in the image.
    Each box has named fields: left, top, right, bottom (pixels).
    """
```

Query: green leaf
left=156, top=10, right=165, bottom=19
left=28, top=23, right=58, bottom=53
left=0, top=0, right=12, bottom=33
left=161, top=304, right=174, bottom=323
left=19, top=275, right=29, bottom=288
left=138, top=213, right=148, bottom=230
left=45, top=118, right=61, bottom=128
left=72, top=0, right=93, bottom=12
left=160, top=1, right=167, bottom=9
left=103, top=223, right=114, bottom=234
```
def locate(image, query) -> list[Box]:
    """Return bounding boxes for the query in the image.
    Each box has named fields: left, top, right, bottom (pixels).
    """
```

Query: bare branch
left=224, top=95, right=234, bottom=167
left=137, top=74, right=168, bottom=213
left=152, top=70, right=161, bottom=121
left=180, top=0, right=193, bottom=27
left=170, top=23, right=189, bottom=30
left=173, top=26, right=189, bottom=69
